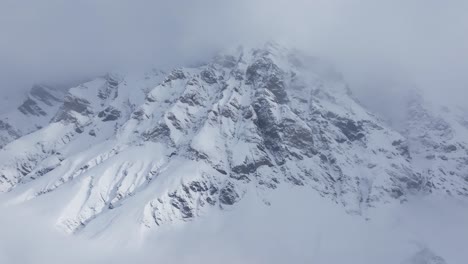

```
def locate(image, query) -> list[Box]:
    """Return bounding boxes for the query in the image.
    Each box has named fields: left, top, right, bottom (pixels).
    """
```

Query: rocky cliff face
left=0, top=43, right=466, bottom=234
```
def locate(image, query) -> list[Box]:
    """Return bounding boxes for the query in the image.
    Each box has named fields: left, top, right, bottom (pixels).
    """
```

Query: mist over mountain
left=0, top=1, right=467, bottom=264
left=1, top=0, right=467, bottom=111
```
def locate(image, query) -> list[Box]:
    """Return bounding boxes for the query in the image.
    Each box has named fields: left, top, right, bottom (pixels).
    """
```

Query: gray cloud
left=0, top=0, right=467, bottom=113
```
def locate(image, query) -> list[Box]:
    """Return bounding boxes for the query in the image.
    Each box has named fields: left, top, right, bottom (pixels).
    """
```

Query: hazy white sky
left=0, top=0, right=467, bottom=111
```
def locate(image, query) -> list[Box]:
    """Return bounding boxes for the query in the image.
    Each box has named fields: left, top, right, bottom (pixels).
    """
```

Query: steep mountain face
left=0, top=43, right=466, bottom=235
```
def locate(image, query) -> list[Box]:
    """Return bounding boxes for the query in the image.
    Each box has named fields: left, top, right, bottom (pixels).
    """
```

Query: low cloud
left=0, top=0, right=467, bottom=113
left=1, top=190, right=468, bottom=264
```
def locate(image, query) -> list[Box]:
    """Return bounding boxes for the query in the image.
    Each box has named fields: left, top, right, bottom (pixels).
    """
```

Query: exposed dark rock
left=391, top=188, right=404, bottom=198
left=253, top=96, right=284, bottom=164
left=98, top=75, right=119, bottom=101
left=166, top=112, right=183, bottom=130
left=168, top=192, right=193, bottom=218
left=106, top=76, right=119, bottom=87
left=18, top=98, right=47, bottom=116
left=206, top=197, right=216, bottom=205
left=264, top=74, right=288, bottom=104
left=189, top=181, right=208, bottom=193
left=88, top=129, right=96, bottom=137
left=392, top=140, right=412, bottom=160
left=231, top=69, right=244, bottom=80
left=242, top=108, right=254, bottom=119
left=53, top=95, right=92, bottom=122
left=145, top=95, right=156, bottom=102
left=29, top=85, right=61, bottom=106
left=332, top=117, right=365, bottom=142
left=98, top=106, right=121, bottom=122
left=132, top=109, right=147, bottom=120
left=0, top=120, right=20, bottom=138
left=221, top=107, right=237, bottom=120
left=209, top=185, right=218, bottom=195
left=231, top=157, right=273, bottom=175
left=229, top=174, right=251, bottom=182
left=164, top=69, right=186, bottom=82
left=280, top=118, right=314, bottom=152
left=219, top=182, right=239, bottom=205
left=215, top=168, right=228, bottom=175
left=144, top=122, right=172, bottom=143
left=179, top=89, right=204, bottom=107
left=246, top=57, right=288, bottom=104
left=442, top=144, right=457, bottom=152
left=200, top=69, right=218, bottom=84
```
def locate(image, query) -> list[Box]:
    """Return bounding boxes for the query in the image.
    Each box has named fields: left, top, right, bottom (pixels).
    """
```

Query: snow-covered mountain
left=0, top=84, right=67, bottom=149
left=0, top=43, right=467, bottom=262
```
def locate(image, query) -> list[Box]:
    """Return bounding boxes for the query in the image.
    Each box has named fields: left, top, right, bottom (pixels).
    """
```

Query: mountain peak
left=0, top=45, right=466, bottom=236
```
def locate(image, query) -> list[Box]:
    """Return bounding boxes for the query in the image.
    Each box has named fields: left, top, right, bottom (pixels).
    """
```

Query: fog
left=2, top=188, right=468, bottom=264
left=1, top=0, right=467, bottom=113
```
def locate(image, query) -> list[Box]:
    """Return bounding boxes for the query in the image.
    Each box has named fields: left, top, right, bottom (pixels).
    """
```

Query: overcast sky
left=1, top=0, right=467, bottom=112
